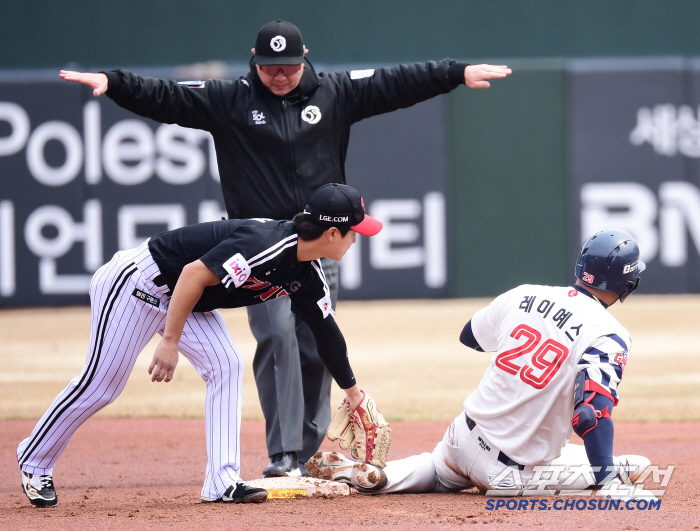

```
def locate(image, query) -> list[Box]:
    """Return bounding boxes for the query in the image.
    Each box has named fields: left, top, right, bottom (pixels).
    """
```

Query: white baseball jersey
left=465, top=284, right=630, bottom=465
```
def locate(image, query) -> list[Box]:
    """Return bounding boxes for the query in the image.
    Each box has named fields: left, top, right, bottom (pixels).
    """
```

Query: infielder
left=310, top=229, right=655, bottom=499
left=18, top=183, right=390, bottom=507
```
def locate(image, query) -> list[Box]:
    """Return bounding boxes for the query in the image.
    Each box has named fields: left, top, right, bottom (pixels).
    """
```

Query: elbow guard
left=572, top=371, right=613, bottom=438
left=572, top=403, right=599, bottom=438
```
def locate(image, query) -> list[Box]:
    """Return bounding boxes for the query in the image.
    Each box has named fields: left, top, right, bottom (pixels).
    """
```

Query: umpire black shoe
left=21, top=470, right=57, bottom=507
left=201, top=481, right=268, bottom=504
left=262, top=452, right=301, bottom=478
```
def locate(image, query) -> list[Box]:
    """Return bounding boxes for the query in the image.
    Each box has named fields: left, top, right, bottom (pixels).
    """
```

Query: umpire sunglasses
left=258, top=64, right=303, bottom=76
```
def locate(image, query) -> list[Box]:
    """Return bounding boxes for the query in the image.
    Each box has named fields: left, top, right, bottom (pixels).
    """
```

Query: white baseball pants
left=17, top=241, right=244, bottom=501
left=378, top=411, right=617, bottom=495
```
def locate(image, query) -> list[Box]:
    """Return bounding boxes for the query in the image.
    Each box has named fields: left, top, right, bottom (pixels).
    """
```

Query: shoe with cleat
left=201, top=481, right=268, bottom=504
left=305, top=451, right=387, bottom=493
left=21, top=470, right=57, bottom=507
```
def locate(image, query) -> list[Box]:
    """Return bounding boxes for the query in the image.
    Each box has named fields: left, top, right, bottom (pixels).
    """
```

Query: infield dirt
left=1, top=418, right=697, bottom=530
left=1, top=297, right=698, bottom=529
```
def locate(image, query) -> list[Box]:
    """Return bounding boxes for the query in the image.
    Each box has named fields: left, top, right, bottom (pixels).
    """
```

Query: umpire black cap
left=254, top=20, right=305, bottom=66
left=304, top=184, right=383, bottom=237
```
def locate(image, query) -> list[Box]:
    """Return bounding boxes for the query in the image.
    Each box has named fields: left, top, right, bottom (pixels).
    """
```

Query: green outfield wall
left=3, top=0, right=700, bottom=304
left=448, top=60, right=568, bottom=297
left=2, top=1, right=700, bottom=69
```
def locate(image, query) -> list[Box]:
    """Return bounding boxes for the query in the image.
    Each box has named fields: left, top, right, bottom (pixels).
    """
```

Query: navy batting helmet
left=575, top=229, right=646, bottom=303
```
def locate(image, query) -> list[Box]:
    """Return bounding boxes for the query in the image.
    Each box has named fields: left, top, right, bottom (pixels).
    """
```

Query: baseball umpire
left=18, top=183, right=390, bottom=507
left=309, top=229, right=656, bottom=499
left=59, top=20, right=511, bottom=477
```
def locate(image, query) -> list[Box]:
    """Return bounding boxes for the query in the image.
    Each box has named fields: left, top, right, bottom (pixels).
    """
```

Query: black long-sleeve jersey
left=104, top=58, right=467, bottom=220
left=148, top=218, right=354, bottom=388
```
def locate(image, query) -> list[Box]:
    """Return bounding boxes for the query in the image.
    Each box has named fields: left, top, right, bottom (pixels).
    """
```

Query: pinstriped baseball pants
left=17, top=241, right=245, bottom=501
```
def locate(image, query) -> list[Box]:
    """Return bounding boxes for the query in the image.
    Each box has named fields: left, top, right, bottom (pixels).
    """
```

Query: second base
left=247, top=477, right=351, bottom=499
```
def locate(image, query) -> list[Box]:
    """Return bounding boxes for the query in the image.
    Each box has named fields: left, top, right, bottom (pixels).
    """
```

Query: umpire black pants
left=247, top=258, right=339, bottom=464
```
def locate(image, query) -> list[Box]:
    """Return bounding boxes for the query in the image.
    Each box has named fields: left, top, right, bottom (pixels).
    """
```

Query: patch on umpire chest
left=248, top=108, right=269, bottom=125
left=223, top=253, right=251, bottom=287
left=132, top=289, right=160, bottom=307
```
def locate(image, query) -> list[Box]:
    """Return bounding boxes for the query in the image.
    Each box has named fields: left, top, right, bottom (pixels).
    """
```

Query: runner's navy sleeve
left=459, top=320, right=484, bottom=352
left=581, top=393, right=616, bottom=486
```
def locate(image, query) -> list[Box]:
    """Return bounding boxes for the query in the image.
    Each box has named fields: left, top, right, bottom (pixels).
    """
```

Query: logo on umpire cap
left=270, top=35, right=286, bottom=52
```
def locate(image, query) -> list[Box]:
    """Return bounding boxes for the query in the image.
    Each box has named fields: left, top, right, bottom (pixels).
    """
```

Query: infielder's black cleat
left=201, top=481, right=268, bottom=504
left=21, top=470, right=57, bottom=507
left=262, top=451, right=301, bottom=478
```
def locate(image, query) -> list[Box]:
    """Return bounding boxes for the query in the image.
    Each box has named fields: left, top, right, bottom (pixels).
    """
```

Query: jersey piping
left=247, top=234, right=299, bottom=268
left=310, top=259, right=334, bottom=319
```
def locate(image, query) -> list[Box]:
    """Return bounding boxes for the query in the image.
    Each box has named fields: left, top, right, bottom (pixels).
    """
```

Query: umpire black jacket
left=104, top=58, right=467, bottom=220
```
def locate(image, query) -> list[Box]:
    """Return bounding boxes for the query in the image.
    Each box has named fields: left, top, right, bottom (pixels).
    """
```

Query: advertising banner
left=0, top=69, right=449, bottom=307
left=568, top=58, right=700, bottom=293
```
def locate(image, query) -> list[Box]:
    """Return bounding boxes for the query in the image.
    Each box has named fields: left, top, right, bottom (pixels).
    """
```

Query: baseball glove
left=326, top=391, right=392, bottom=468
